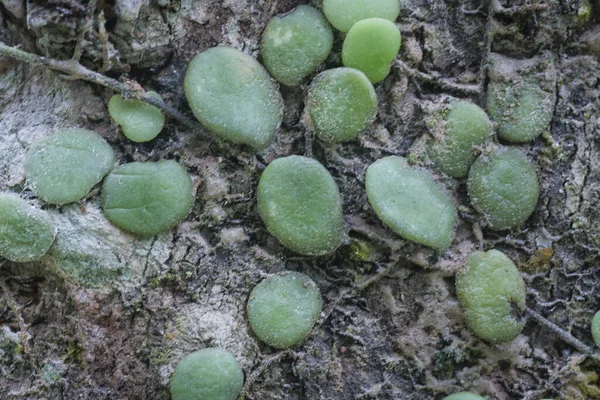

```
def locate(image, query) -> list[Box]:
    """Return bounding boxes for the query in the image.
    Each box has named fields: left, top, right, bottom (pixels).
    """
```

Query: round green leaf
left=342, top=18, right=401, bottom=84
left=456, top=250, right=526, bottom=343
left=365, top=156, right=457, bottom=250
left=25, top=128, right=115, bottom=205
left=262, top=5, right=333, bottom=86
left=184, top=46, right=284, bottom=150
left=101, top=160, right=194, bottom=236
left=428, top=99, right=493, bottom=178
left=487, top=82, right=553, bottom=143
left=306, top=68, right=377, bottom=143
left=592, top=311, right=600, bottom=348
left=468, top=147, right=539, bottom=230
left=323, top=0, right=400, bottom=33
left=170, top=348, right=244, bottom=400
left=0, top=193, right=56, bottom=262
left=108, top=91, right=165, bottom=142
left=247, top=271, right=323, bottom=348
left=257, top=156, right=344, bottom=255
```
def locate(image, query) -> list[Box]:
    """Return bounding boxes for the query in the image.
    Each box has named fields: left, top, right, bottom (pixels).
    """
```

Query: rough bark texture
left=0, top=0, right=599, bottom=399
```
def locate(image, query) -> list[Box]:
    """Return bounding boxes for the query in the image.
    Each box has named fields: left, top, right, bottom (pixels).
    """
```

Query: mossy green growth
left=184, top=46, right=283, bottom=150
left=468, top=147, right=539, bottom=230
left=0, top=193, right=55, bottom=262
left=170, top=348, right=243, bottom=400
left=428, top=99, right=493, bottom=178
left=444, top=392, right=486, bottom=400
left=342, top=18, right=401, bottom=84
left=25, top=128, right=115, bottom=204
left=323, top=0, right=400, bottom=33
left=257, top=156, right=344, bottom=255
left=108, top=91, right=165, bottom=142
left=487, top=82, right=553, bottom=143
left=306, top=68, right=377, bottom=143
left=592, top=311, right=600, bottom=347
left=261, top=5, right=333, bottom=86
left=247, top=271, right=323, bottom=348
left=101, top=160, right=194, bottom=236
left=365, top=156, right=457, bottom=250
left=456, top=250, right=526, bottom=343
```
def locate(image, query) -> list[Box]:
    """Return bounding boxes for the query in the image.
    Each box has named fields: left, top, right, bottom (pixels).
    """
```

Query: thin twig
left=238, top=350, right=294, bottom=399
left=394, top=59, right=480, bottom=96
left=356, top=262, right=395, bottom=290
left=526, top=307, right=600, bottom=361
left=0, top=41, right=199, bottom=130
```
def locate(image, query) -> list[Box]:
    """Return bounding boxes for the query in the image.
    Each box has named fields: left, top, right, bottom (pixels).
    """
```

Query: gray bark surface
left=0, top=0, right=599, bottom=399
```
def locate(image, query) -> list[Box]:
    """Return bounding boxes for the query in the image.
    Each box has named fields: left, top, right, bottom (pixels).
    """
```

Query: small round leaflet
left=25, top=128, right=115, bottom=204
left=592, top=311, right=600, bottom=348
left=468, top=147, right=539, bottom=230
left=456, top=249, right=526, bottom=343
left=365, top=156, right=457, bottom=250
left=247, top=271, right=323, bottom=348
left=184, top=46, right=283, bottom=150
left=262, top=5, right=333, bottom=86
left=342, top=18, right=401, bottom=84
left=323, top=0, right=400, bottom=33
left=170, top=348, right=244, bottom=400
left=428, top=99, right=493, bottom=178
left=101, top=160, right=194, bottom=236
left=108, top=91, right=165, bottom=142
left=306, top=68, right=377, bottom=143
left=0, top=193, right=56, bottom=262
left=257, top=156, right=344, bottom=255
left=487, top=82, right=553, bottom=143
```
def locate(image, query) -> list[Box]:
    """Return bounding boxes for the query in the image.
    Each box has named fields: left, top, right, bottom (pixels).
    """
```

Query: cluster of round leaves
left=181, top=2, right=401, bottom=150
left=427, top=98, right=540, bottom=231
left=423, top=97, right=541, bottom=344
left=3, top=4, right=562, bottom=400
left=9, top=127, right=194, bottom=259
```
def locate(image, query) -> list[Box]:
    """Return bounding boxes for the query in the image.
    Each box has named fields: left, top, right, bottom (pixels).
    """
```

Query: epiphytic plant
left=257, top=155, right=344, bottom=255
left=184, top=46, right=284, bottom=150
left=25, top=128, right=115, bottom=205
left=247, top=271, right=323, bottom=349
left=261, top=5, right=333, bottom=87
left=170, top=348, right=244, bottom=400
left=366, top=156, right=457, bottom=250
left=101, top=160, right=194, bottom=236
left=305, top=67, right=378, bottom=143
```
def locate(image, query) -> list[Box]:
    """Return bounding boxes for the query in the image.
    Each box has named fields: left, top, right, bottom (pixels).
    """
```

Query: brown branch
left=526, top=307, right=600, bottom=362
left=394, top=59, right=480, bottom=96
left=0, top=41, right=200, bottom=130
